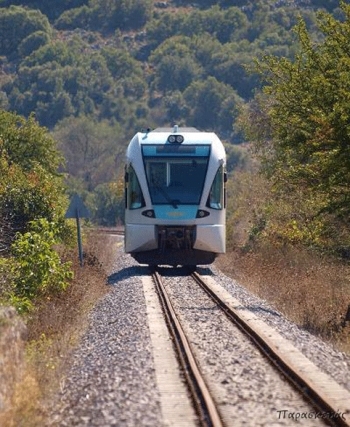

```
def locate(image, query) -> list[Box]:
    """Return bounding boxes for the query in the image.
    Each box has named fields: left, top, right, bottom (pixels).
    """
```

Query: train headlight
left=142, top=209, right=155, bottom=218
left=196, top=210, right=210, bottom=218
left=167, top=134, right=184, bottom=144
left=176, top=135, right=184, bottom=143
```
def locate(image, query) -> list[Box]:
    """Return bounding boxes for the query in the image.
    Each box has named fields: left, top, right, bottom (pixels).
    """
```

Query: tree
left=53, top=116, right=127, bottom=225
left=249, top=2, right=350, bottom=241
left=18, top=30, right=51, bottom=58
left=149, top=36, right=203, bottom=94
left=201, top=6, right=248, bottom=44
left=4, top=36, right=149, bottom=128
left=183, top=77, right=241, bottom=131
left=53, top=116, right=125, bottom=192
left=1, top=0, right=87, bottom=20
left=0, top=111, right=72, bottom=311
left=58, top=0, right=153, bottom=33
left=0, top=6, right=51, bottom=58
left=210, top=43, right=260, bottom=99
left=87, top=181, right=124, bottom=225
left=0, top=111, right=67, bottom=251
left=0, top=111, right=62, bottom=173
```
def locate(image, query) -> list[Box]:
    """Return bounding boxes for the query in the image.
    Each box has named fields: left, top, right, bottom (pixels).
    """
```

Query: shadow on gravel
left=243, top=305, right=282, bottom=317
left=194, top=266, right=214, bottom=275
left=107, top=266, right=149, bottom=285
left=157, top=266, right=214, bottom=276
left=107, top=265, right=215, bottom=285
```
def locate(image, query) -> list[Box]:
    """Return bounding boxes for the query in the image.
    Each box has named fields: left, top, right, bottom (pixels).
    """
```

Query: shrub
left=8, top=218, right=73, bottom=313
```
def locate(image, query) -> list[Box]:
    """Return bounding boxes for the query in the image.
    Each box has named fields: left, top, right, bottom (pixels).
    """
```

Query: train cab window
left=145, top=159, right=208, bottom=205
left=142, top=144, right=210, bottom=206
left=207, top=166, right=224, bottom=210
left=127, top=165, right=145, bottom=209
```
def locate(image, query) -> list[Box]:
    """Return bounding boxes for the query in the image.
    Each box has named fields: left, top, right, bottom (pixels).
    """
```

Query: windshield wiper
left=153, top=184, right=179, bottom=208
left=170, top=199, right=180, bottom=209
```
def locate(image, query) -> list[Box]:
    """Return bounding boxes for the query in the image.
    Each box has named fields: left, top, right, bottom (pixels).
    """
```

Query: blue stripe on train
left=153, top=205, right=198, bottom=220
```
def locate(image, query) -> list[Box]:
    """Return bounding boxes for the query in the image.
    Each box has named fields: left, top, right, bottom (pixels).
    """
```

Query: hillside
left=0, top=0, right=343, bottom=225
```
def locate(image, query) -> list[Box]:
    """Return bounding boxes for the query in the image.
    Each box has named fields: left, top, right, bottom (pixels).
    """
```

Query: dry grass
left=1, top=230, right=118, bottom=427
left=1, top=374, right=43, bottom=427
left=217, top=244, right=350, bottom=354
left=223, top=163, right=350, bottom=354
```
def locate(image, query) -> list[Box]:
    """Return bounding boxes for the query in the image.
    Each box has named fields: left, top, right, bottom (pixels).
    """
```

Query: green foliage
left=53, top=116, right=127, bottom=224
left=0, top=1, right=332, bottom=134
left=242, top=1, right=350, bottom=252
left=149, top=36, right=203, bottom=94
left=257, top=3, right=350, bottom=217
left=163, top=91, right=189, bottom=124
left=56, top=0, right=153, bottom=33
left=183, top=77, right=242, bottom=131
left=6, top=38, right=148, bottom=128
left=9, top=218, right=73, bottom=312
left=225, top=166, right=270, bottom=250
left=198, top=6, right=249, bottom=43
left=55, top=5, right=91, bottom=30
left=224, top=143, right=249, bottom=172
left=101, top=46, right=144, bottom=80
left=0, top=6, right=51, bottom=58
left=0, top=111, right=67, bottom=252
left=0, top=113, right=72, bottom=312
left=9, top=41, right=110, bottom=127
left=91, top=0, right=153, bottom=32
left=209, top=42, right=260, bottom=99
left=0, top=0, right=345, bottom=235
left=87, top=180, right=124, bottom=226
left=309, top=0, right=340, bottom=11
left=18, top=30, right=51, bottom=58
left=0, top=111, right=62, bottom=173
left=148, top=6, right=248, bottom=45
left=0, top=160, right=65, bottom=237
left=1, top=0, right=87, bottom=20
left=53, top=116, right=125, bottom=191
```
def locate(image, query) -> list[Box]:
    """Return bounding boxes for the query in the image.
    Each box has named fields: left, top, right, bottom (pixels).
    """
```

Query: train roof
left=126, top=125, right=225, bottom=163
left=150, top=127, right=199, bottom=133
left=130, top=126, right=222, bottom=147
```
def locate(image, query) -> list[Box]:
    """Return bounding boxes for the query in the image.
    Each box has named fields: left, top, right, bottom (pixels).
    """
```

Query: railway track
left=96, top=227, right=124, bottom=235
left=151, top=267, right=350, bottom=427
left=152, top=269, right=223, bottom=427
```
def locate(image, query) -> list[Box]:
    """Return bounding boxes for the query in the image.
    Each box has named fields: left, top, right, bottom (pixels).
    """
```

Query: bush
left=7, top=219, right=73, bottom=313
left=0, top=6, right=51, bottom=58
left=18, top=31, right=51, bottom=58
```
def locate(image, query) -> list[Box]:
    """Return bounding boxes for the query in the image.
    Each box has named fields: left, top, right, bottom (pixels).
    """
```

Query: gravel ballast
left=49, top=255, right=162, bottom=427
left=47, top=240, right=350, bottom=426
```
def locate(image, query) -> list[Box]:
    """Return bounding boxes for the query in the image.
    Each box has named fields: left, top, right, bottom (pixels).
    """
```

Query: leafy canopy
left=254, top=1, right=350, bottom=221
left=0, top=111, right=72, bottom=311
left=0, top=111, right=67, bottom=244
left=0, top=6, right=51, bottom=57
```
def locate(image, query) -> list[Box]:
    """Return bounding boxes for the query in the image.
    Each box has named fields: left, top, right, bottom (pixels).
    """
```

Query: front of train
left=124, top=126, right=226, bottom=266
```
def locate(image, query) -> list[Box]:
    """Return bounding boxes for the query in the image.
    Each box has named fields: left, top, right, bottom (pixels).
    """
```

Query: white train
left=124, top=126, right=226, bottom=267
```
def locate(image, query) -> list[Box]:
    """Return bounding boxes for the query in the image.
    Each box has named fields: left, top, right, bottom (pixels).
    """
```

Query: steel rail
left=152, top=270, right=224, bottom=427
left=96, top=227, right=124, bottom=235
left=191, top=271, right=350, bottom=427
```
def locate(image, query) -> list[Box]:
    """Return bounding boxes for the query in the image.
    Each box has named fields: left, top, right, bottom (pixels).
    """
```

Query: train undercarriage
left=130, top=225, right=216, bottom=266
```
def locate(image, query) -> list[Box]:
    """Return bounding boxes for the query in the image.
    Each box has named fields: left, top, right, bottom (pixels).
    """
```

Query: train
left=124, top=126, right=227, bottom=267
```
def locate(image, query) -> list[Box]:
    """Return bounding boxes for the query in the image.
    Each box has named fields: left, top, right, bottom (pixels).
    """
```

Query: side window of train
left=127, top=165, right=145, bottom=209
left=207, top=166, right=225, bottom=210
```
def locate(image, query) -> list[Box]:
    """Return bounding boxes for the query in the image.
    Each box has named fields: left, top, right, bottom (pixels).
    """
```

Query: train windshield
left=142, top=144, right=210, bottom=206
